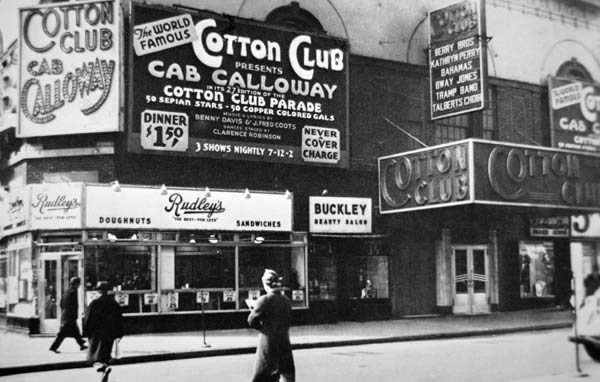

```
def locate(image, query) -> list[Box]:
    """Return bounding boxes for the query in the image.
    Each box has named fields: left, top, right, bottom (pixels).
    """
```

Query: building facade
left=0, top=0, right=599, bottom=334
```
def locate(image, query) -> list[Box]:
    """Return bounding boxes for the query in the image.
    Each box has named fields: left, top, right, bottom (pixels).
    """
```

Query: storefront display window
left=82, top=232, right=307, bottom=315
left=519, top=241, right=555, bottom=298
left=308, top=242, right=337, bottom=301
left=340, top=241, right=389, bottom=301
left=84, top=246, right=157, bottom=313
left=168, top=246, right=236, bottom=312
left=239, top=246, right=307, bottom=308
left=344, top=254, right=389, bottom=300
left=8, top=248, right=34, bottom=315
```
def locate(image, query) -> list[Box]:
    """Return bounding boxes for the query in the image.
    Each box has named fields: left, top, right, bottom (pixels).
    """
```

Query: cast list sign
left=429, top=0, right=486, bottom=120
left=85, top=184, right=292, bottom=231
left=130, top=3, right=348, bottom=167
left=309, top=196, right=372, bottom=234
left=18, top=0, right=121, bottom=137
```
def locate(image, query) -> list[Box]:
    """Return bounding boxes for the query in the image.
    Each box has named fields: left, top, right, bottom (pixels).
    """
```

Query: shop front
left=379, top=139, right=600, bottom=316
left=307, top=196, right=391, bottom=321
left=1, top=182, right=309, bottom=334
left=82, top=184, right=306, bottom=333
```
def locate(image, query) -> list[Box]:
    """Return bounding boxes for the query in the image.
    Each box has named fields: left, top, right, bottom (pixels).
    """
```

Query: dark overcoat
left=247, top=291, right=295, bottom=382
left=83, top=294, right=124, bottom=364
left=58, top=286, right=81, bottom=337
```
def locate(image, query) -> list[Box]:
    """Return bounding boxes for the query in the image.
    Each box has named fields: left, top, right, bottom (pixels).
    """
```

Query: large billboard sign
left=379, top=139, right=600, bottom=213
left=129, top=3, right=348, bottom=167
left=548, top=76, right=600, bottom=154
left=18, top=0, right=121, bottom=137
left=428, top=0, right=486, bottom=120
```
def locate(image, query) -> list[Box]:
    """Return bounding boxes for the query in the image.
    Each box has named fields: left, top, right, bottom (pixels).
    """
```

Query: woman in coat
left=83, top=281, right=124, bottom=382
left=247, top=269, right=295, bottom=382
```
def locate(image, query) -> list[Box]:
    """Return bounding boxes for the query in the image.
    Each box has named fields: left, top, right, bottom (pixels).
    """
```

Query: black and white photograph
left=0, top=0, right=599, bottom=381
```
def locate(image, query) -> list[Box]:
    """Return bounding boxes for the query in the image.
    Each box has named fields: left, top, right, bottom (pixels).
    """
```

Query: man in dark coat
left=584, top=264, right=600, bottom=297
left=247, top=269, right=295, bottom=382
left=49, top=277, right=87, bottom=353
left=83, top=281, right=124, bottom=382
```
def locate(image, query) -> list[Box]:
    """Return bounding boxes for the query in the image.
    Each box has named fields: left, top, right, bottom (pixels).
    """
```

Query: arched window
left=265, top=1, right=325, bottom=33
left=556, top=58, right=593, bottom=82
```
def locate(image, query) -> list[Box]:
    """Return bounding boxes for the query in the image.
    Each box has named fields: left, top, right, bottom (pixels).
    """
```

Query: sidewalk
left=0, top=308, right=573, bottom=376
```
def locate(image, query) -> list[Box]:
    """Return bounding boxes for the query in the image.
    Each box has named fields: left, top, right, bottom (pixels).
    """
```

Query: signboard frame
left=84, top=184, right=293, bottom=231
left=128, top=3, right=349, bottom=167
left=428, top=0, right=487, bottom=120
left=309, top=196, right=372, bottom=234
left=379, top=139, right=600, bottom=214
left=18, top=0, right=122, bottom=137
left=548, top=75, right=600, bottom=154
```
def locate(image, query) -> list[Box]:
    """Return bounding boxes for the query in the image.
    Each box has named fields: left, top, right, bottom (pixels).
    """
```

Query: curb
left=0, top=322, right=571, bottom=377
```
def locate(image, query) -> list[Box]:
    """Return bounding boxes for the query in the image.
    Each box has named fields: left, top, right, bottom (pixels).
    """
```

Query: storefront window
left=7, top=248, right=34, bottom=315
left=308, top=242, right=337, bottom=301
left=239, top=246, right=307, bottom=308
left=345, top=255, right=389, bottom=300
left=339, top=241, right=389, bottom=301
left=84, top=246, right=157, bottom=313
left=83, top=232, right=308, bottom=315
left=519, top=241, right=555, bottom=298
left=167, top=246, right=236, bottom=312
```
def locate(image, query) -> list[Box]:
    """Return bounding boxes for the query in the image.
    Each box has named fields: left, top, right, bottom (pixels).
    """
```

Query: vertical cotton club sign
left=18, top=0, right=121, bottom=137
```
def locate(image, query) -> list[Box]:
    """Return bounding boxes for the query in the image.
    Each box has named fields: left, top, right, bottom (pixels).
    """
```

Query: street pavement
left=0, top=308, right=573, bottom=376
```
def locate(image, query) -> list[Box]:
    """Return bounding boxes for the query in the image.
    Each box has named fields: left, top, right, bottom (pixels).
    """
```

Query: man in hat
left=83, top=281, right=124, bottom=382
left=49, top=277, right=88, bottom=353
left=247, top=269, right=295, bottom=382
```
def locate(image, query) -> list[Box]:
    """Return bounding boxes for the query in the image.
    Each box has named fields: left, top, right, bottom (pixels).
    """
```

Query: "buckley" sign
left=309, top=196, right=372, bottom=234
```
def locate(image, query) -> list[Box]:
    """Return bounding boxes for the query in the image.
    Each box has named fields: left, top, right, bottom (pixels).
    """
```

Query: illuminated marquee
left=379, top=139, right=600, bottom=214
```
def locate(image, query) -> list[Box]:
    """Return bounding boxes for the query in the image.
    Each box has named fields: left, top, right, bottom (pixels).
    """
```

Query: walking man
left=49, top=277, right=87, bottom=353
left=248, top=269, right=295, bottom=382
left=83, top=281, right=124, bottom=382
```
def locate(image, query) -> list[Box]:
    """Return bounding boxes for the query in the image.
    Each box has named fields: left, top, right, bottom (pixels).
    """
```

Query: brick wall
left=26, top=155, right=116, bottom=184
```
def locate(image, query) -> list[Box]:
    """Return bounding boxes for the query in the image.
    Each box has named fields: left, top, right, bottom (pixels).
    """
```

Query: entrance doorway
left=40, top=251, right=82, bottom=333
left=452, top=245, right=490, bottom=314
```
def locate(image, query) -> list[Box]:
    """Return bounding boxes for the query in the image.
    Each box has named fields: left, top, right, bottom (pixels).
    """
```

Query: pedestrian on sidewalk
left=49, top=276, right=88, bottom=353
left=83, top=281, right=124, bottom=382
left=584, top=264, right=600, bottom=297
left=247, top=269, right=295, bottom=382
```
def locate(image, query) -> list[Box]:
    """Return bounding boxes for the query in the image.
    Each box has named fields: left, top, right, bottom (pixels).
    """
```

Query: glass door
left=40, top=251, right=82, bottom=333
left=41, top=253, right=60, bottom=333
left=452, top=246, right=490, bottom=314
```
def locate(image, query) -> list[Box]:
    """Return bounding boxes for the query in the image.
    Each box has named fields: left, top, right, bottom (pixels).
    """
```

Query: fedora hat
left=95, top=281, right=111, bottom=292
